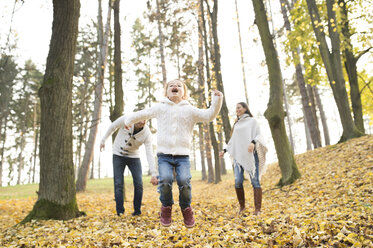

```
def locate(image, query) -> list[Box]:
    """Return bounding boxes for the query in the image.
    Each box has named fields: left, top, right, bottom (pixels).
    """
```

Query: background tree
left=305, top=0, right=362, bottom=142
left=110, top=0, right=124, bottom=126
left=280, top=0, right=322, bottom=149
left=76, top=0, right=112, bottom=192
left=0, top=55, right=18, bottom=186
left=23, top=0, right=83, bottom=222
left=252, top=0, right=301, bottom=186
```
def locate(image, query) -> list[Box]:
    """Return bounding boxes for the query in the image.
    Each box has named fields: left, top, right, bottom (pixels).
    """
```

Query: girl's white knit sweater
left=125, top=95, right=223, bottom=156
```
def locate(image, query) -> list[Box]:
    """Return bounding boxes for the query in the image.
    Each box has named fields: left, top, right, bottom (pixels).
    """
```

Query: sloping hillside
left=0, top=135, right=372, bottom=247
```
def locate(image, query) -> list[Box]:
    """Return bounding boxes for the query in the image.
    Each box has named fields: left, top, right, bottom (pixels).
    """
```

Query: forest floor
left=0, top=135, right=372, bottom=247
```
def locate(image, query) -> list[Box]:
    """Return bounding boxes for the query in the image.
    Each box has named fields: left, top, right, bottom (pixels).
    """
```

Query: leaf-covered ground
left=0, top=135, right=372, bottom=247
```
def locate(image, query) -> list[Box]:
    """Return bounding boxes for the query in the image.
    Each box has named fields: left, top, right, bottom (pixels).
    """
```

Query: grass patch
left=0, top=169, right=222, bottom=200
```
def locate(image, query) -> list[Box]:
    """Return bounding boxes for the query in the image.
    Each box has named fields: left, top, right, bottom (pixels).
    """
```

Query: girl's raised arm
left=191, top=90, right=223, bottom=122
left=124, top=106, right=158, bottom=127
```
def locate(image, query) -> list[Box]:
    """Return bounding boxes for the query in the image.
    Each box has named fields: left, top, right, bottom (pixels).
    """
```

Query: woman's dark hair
left=237, top=102, right=253, bottom=117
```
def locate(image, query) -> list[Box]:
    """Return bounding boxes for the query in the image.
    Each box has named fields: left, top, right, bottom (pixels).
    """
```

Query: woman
left=125, top=79, right=223, bottom=227
left=219, top=102, right=267, bottom=215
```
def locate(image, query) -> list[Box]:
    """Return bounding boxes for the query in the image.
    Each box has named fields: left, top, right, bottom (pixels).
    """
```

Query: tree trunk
left=197, top=4, right=207, bottom=181
left=302, top=108, right=312, bottom=150
left=110, top=0, right=124, bottom=125
left=0, top=121, right=7, bottom=187
left=205, top=0, right=232, bottom=142
left=234, top=0, right=249, bottom=103
left=200, top=0, right=214, bottom=183
left=22, top=0, right=82, bottom=222
left=76, top=0, right=112, bottom=192
left=279, top=0, right=321, bottom=148
left=205, top=127, right=215, bottom=183
left=314, top=86, right=330, bottom=145
left=305, top=0, right=362, bottom=142
left=156, top=0, right=167, bottom=87
left=339, top=0, right=364, bottom=133
left=198, top=124, right=207, bottom=180
left=252, top=0, right=300, bottom=186
left=218, top=130, right=226, bottom=175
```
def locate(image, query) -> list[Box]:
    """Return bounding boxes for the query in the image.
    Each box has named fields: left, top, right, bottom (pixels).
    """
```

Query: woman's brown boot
left=253, top=188, right=262, bottom=215
left=235, top=187, right=245, bottom=214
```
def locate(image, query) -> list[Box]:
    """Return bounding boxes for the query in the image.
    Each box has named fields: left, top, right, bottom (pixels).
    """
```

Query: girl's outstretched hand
left=150, top=176, right=158, bottom=186
left=213, top=89, right=223, bottom=97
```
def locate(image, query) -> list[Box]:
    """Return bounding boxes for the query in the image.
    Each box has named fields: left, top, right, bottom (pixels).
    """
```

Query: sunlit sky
left=1, top=0, right=369, bottom=184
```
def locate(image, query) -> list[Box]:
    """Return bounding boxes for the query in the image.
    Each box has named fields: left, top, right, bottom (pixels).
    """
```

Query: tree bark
left=200, top=0, right=214, bottom=183
left=305, top=0, right=362, bottom=142
left=205, top=0, right=232, bottom=143
left=252, top=0, right=300, bottom=186
left=314, top=86, right=330, bottom=145
left=156, top=0, right=167, bottom=87
left=234, top=0, right=249, bottom=104
left=110, top=0, right=124, bottom=125
left=279, top=0, right=322, bottom=148
left=198, top=124, right=207, bottom=180
left=218, top=130, right=226, bottom=175
left=23, top=0, right=83, bottom=222
left=76, top=0, right=112, bottom=192
left=339, top=0, right=364, bottom=133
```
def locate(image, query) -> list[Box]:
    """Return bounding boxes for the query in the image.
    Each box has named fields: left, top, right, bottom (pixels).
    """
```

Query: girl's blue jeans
left=157, top=154, right=192, bottom=209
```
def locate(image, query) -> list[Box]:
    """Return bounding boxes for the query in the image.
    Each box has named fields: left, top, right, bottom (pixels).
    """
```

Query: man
left=100, top=116, right=158, bottom=216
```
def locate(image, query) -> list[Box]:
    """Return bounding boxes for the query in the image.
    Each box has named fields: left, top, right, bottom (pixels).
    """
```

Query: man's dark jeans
left=113, top=154, right=143, bottom=215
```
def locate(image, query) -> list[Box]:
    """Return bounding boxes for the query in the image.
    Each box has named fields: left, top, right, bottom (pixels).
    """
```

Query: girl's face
left=166, top=81, right=185, bottom=102
left=236, top=104, right=246, bottom=117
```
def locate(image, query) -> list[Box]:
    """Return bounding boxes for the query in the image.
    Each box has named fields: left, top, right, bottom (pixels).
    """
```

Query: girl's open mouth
left=172, top=88, right=178, bottom=93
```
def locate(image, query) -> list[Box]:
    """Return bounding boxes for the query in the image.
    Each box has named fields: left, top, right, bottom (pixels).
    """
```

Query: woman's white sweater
left=125, top=95, right=223, bottom=156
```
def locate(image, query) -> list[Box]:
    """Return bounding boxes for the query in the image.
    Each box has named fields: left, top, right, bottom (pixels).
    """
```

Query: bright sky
left=2, top=0, right=363, bottom=184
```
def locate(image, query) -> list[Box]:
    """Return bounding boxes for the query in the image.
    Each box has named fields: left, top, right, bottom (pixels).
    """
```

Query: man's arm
left=100, top=116, right=125, bottom=151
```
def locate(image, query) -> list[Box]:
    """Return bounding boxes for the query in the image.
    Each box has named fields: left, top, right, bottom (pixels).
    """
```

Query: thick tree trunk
left=76, top=0, right=112, bottom=192
left=305, top=0, right=362, bottom=142
left=252, top=0, right=300, bottom=186
left=234, top=0, right=249, bottom=103
left=314, top=86, right=330, bottom=145
left=205, top=0, right=232, bottom=142
left=208, top=122, right=221, bottom=183
left=339, top=0, right=364, bottom=133
left=156, top=0, right=167, bottom=87
left=279, top=0, right=321, bottom=148
left=23, top=0, right=82, bottom=222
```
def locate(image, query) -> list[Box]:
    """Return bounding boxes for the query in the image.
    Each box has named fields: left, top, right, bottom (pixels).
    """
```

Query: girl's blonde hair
left=164, top=79, right=189, bottom=100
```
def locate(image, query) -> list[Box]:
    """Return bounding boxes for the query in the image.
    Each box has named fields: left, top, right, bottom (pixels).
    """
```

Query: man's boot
left=235, top=187, right=245, bottom=214
left=160, top=206, right=172, bottom=226
left=253, top=188, right=262, bottom=215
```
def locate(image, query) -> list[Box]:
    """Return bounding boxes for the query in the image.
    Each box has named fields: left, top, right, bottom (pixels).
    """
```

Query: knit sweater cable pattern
left=125, top=95, right=223, bottom=156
